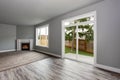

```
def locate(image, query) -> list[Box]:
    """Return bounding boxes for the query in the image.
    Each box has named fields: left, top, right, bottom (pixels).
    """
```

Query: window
left=36, top=24, right=49, bottom=47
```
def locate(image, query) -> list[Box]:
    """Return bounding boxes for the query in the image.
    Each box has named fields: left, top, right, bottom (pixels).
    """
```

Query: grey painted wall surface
left=35, top=0, right=120, bottom=69
left=0, top=24, right=16, bottom=51
left=16, top=26, right=34, bottom=39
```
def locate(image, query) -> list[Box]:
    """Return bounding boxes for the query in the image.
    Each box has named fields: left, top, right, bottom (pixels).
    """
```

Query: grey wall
left=16, top=26, right=34, bottom=39
left=35, top=0, right=120, bottom=69
left=0, top=25, right=34, bottom=51
left=0, top=24, right=16, bottom=51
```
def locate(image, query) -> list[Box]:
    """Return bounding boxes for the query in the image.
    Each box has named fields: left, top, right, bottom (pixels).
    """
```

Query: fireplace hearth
left=16, top=39, right=33, bottom=51
left=21, top=43, right=30, bottom=50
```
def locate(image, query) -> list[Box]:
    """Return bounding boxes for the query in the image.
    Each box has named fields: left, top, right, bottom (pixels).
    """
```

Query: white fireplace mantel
left=16, top=39, right=33, bottom=51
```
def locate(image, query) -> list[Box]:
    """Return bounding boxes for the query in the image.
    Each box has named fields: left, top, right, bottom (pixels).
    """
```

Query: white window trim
left=36, top=24, right=49, bottom=48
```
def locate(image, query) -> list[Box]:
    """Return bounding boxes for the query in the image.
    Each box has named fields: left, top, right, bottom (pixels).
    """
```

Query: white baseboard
left=0, top=49, right=16, bottom=53
left=34, top=49, right=62, bottom=58
left=95, top=63, right=120, bottom=74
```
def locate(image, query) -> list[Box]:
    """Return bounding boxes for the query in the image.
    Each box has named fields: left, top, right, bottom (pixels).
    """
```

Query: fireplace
left=16, top=39, right=33, bottom=51
left=21, top=43, right=30, bottom=50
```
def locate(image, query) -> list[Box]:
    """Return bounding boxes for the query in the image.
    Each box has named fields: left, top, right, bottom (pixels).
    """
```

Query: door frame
left=61, top=11, right=97, bottom=65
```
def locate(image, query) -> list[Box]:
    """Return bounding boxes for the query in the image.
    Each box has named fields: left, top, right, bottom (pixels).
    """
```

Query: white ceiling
left=0, top=0, right=102, bottom=26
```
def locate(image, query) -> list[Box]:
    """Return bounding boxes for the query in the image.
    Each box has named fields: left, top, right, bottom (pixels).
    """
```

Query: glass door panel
left=64, top=26, right=77, bottom=60
left=78, top=24, right=94, bottom=64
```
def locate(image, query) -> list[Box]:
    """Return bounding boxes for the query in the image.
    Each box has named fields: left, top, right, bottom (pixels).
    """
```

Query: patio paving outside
left=65, top=53, right=94, bottom=64
left=65, top=47, right=94, bottom=64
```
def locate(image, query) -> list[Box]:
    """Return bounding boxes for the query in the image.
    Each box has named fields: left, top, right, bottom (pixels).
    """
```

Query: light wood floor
left=0, top=51, right=48, bottom=71
left=0, top=57, right=119, bottom=80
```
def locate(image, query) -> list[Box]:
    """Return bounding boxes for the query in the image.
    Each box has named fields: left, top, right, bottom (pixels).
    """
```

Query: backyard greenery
left=65, top=17, right=94, bottom=51
left=65, top=47, right=93, bottom=57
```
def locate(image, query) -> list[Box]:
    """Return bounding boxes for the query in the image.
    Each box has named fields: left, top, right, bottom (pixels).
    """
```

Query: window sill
left=36, top=45, right=49, bottom=48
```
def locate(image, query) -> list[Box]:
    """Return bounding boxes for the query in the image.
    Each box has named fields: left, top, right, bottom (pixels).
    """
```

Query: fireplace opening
left=21, top=43, right=30, bottom=50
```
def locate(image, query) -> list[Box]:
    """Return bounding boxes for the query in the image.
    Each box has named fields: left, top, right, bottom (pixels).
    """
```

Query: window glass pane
left=36, top=25, right=49, bottom=47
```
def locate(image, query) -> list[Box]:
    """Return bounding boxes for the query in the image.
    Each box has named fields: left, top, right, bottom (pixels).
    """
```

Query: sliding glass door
left=63, top=12, right=96, bottom=64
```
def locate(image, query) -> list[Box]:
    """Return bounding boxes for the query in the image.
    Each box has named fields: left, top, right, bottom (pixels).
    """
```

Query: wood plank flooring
left=0, top=51, right=48, bottom=71
left=0, top=57, right=119, bottom=80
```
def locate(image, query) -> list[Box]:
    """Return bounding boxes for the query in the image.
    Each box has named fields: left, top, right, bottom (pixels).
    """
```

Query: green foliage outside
left=65, top=17, right=94, bottom=42
left=65, top=17, right=94, bottom=52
